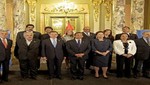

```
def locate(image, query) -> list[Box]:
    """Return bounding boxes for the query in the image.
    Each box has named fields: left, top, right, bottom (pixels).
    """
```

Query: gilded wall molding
left=13, top=0, right=26, bottom=35
left=0, top=0, right=6, bottom=30
left=91, top=0, right=103, bottom=22
left=27, top=0, right=36, bottom=28
left=41, top=4, right=89, bottom=14
left=104, top=0, right=112, bottom=21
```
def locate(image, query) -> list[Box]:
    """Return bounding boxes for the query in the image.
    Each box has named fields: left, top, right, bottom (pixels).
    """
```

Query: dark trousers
left=0, top=59, right=9, bottom=81
left=116, top=55, right=132, bottom=77
left=133, top=60, right=144, bottom=75
left=70, top=57, right=85, bottom=77
left=108, top=53, right=113, bottom=71
left=19, top=59, right=37, bottom=78
left=47, top=57, right=62, bottom=77
left=85, top=52, right=93, bottom=69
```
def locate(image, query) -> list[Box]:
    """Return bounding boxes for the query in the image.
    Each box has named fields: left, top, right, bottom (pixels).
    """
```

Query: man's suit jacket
left=115, top=33, right=138, bottom=40
left=66, top=39, right=91, bottom=59
left=82, top=32, right=95, bottom=41
left=16, top=31, right=41, bottom=40
left=113, top=40, right=137, bottom=55
left=41, top=38, right=64, bottom=60
left=0, top=39, right=12, bottom=61
left=14, top=31, right=41, bottom=57
left=15, top=38, right=40, bottom=60
left=41, top=34, right=61, bottom=40
left=134, top=38, right=150, bottom=60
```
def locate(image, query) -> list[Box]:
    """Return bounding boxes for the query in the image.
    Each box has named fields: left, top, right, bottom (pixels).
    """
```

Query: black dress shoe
left=31, top=77, right=37, bottom=80
left=56, top=76, right=62, bottom=80
left=0, top=80, right=3, bottom=83
left=71, top=76, right=77, bottom=80
left=103, top=76, right=108, bottom=79
left=78, top=76, right=84, bottom=80
left=95, top=76, right=100, bottom=78
left=47, top=76, right=53, bottom=80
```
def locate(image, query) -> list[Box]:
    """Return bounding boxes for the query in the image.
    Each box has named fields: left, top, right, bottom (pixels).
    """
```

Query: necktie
left=52, top=39, right=57, bottom=47
left=77, top=39, right=81, bottom=47
left=2, top=39, right=7, bottom=48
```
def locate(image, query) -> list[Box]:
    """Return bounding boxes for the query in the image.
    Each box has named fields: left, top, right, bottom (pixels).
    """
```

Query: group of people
left=0, top=24, right=150, bottom=84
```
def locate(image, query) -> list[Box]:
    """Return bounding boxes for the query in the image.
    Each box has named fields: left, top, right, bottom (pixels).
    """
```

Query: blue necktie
left=52, top=39, right=57, bottom=47
left=77, top=40, right=81, bottom=47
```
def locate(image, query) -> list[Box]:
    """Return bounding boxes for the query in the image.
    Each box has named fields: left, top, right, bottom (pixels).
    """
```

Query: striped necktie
left=2, top=39, right=7, bottom=48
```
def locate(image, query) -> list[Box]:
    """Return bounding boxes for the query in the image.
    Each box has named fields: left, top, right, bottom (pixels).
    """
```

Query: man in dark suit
left=14, top=24, right=41, bottom=69
left=82, top=26, right=95, bottom=69
left=41, top=26, right=61, bottom=40
left=41, top=31, right=64, bottom=80
left=0, top=29, right=12, bottom=83
left=134, top=31, right=150, bottom=78
left=66, top=32, right=91, bottom=80
left=115, top=26, right=138, bottom=40
left=14, top=31, right=40, bottom=80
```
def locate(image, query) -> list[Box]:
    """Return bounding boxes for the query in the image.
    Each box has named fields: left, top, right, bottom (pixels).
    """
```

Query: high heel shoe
left=103, top=75, right=108, bottom=79
left=95, top=76, right=99, bottom=78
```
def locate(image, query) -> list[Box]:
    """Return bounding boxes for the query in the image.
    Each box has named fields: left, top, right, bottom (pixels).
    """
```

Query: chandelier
left=54, top=0, right=77, bottom=14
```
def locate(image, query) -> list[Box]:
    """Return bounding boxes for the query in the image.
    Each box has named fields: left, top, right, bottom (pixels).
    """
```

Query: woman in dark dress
left=104, top=29, right=114, bottom=71
left=92, top=31, right=112, bottom=79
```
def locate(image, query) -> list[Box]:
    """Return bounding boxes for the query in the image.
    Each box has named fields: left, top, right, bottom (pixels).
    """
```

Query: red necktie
left=2, top=39, right=7, bottom=48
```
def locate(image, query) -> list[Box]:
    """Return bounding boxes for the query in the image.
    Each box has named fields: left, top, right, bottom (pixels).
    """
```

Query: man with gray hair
left=14, top=31, right=40, bottom=80
left=0, top=29, right=12, bottom=83
left=134, top=31, right=150, bottom=78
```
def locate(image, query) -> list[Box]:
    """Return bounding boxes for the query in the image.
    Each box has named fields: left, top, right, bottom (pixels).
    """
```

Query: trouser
left=47, top=57, right=63, bottom=77
left=70, top=57, right=85, bottom=77
left=133, top=60, right=144, bottom=75
left=116, top=55, right=132, bottom=77
left=0, top=59, right=10, bottom=80
left=19, top=59, right=38, bottom=78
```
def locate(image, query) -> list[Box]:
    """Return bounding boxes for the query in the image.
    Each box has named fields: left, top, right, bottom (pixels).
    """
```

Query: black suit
left=82, top=32, right=95, bottom=69
left=66, top=39, right=91, bottom=78
left=115, top=33, right=138, bottom=40
left=41, top=38, right=64, bottom=77
left=134, top=38, right=150, bottom=76
left=15, top=39, right=40, bottom=78
left=41, top=33, right=61, bottom=40
left=14, top=31, right=41, bottom=69
left=0, top=38, right=12, bottom=81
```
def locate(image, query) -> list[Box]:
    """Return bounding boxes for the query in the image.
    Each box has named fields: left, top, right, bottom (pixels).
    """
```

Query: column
left=13, top=0, right=26, bottom=36
left=27, top=0, right=37, bottom=30
left=91, top=0, right=103, bottom=32
left=104, top=0, right=112, bottom=29
left=0, top=0, right=6, bottom=30
left=112, top=0, right=126, bottom=34
left=131, top=0, right=144, bottom=32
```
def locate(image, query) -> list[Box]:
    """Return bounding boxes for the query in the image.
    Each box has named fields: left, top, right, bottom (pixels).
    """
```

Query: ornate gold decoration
left=91, top=0, right=103, bottom=22
left=103, top=0, right=112, bottom=21
left=27, top=0, right=36, bottom=26
left=41, top=4, right=88, bottom=14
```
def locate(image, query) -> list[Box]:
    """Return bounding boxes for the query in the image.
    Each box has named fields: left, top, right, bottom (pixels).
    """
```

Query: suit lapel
left=141, top=38, right=149, bottom=46
left=0, top=39, right=5, bottom=48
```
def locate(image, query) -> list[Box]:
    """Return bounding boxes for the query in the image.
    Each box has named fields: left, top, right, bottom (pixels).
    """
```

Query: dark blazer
left=15, top=39, right=40, bottom=60
left=82, top=32, right=95, bottom=40
left=14, top=31, right=41, bottom=57
left=134, top=38, right=150, bottom=60
left=115, top=33, right=138, bottom=40
left=0, top=39, right=12, bottom=61
left=66, top=39, right=91, bottom=59
left=41, top=34, right=62, bottom=40
left=16, top=31, right=41, bottom=40
left=41, top=38, right=64, bottom=60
